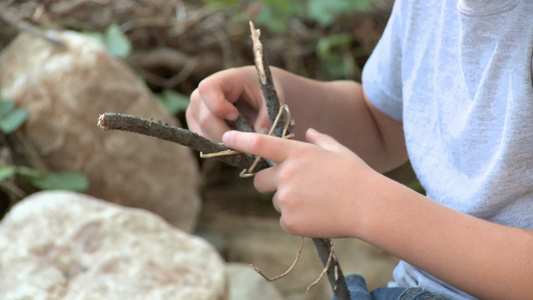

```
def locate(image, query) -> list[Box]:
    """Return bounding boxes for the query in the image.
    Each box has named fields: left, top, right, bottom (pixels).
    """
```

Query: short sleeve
left=362, top=0, right=405, bottom=121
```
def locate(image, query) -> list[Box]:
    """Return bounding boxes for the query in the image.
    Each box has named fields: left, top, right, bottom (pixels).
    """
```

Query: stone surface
left=225, top=263, right=283, bottom=300
left=0, top=191, right=227, bottom=300
left=0, top=31, right=200, bottom=232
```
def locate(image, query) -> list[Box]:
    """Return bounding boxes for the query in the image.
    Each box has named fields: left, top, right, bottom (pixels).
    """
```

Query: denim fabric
left=332, top=274, right=445, bottom=300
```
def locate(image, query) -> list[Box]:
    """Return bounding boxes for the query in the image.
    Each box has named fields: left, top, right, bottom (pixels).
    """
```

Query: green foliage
left=203, top=0, right=378, bottom=33
left=253, top=1, right=304, bottom=33
left=308, top=0, right=373, bottom=26
left=0, top=100, right=27, bottom=134
left=1, top=166, right=89, bottom=192
left=203, top=0, right=241, bottom=6
left=0, top=166, right=16, bottom=181
left=317, top=33, right=353, bottom=78
left=85, top=24, right=132, bottom=58
left=0, top=100, right=89, bottom=192
left=155, top=89, right=190, bottom=115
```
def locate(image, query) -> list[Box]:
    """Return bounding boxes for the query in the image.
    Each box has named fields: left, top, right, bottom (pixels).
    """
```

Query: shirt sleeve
left=362, top=0, right=405, bottom=121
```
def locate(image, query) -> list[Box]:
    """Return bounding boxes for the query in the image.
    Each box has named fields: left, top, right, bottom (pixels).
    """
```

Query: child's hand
left=223, top=128, right=377, bottom=238
left=186, top=66, right=276, bottom=142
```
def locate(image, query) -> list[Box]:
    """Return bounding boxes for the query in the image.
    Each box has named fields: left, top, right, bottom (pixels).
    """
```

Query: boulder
left=0, top=31, right=200, bottom=232
left=0, top=191, right=227, bottom=300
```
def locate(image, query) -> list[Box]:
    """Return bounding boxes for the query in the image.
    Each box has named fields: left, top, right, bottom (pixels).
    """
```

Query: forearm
left=272, top=67, right=407, bottom=172
left=355, top=174, right=533, bottom=299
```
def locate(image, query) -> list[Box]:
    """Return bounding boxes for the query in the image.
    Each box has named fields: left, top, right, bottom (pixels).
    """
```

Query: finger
left=222, top=131, right=298, bottom=163
left=196, top=101, right=232, bottom=142
left=198, top=68, right=262, bottom=121
left=185, top=89, right=207, bottom=134
left=271, top=193, right=281, bottom=213
left=254, top=167, right=278, bottom=194
left=197, top=77, right=240, bottom=121
left=305, top=128, right=347, bottom=153
left=187, top=90, right=232, bottom=142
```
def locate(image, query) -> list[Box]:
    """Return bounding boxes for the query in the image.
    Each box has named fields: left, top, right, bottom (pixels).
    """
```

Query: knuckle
left=249, top=134, right=265, bottom=150
left=276, top=188, right=293, bottom=209
left=253, top=174, right=268, bottom=193
left=277, top=166, right=294, bottom=183
left=280, top=216, right=300, bottom=235
left=198, top=80, right=225, bottom=114
left=198, top=113, right=212, bottom=129
left=197, top=78, right=213, bottom=95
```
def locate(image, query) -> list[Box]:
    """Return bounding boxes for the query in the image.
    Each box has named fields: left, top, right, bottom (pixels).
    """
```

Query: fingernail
left=222, top=131, right=232, bottom=145
left=307, top=128, right=318, bottom=135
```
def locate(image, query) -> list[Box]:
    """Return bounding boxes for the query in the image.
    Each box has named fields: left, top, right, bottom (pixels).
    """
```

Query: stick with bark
left=248, top=22, right=350, bottom=299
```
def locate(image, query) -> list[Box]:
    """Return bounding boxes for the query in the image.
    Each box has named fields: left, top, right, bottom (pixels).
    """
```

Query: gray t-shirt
left=362, top=0, right=533, bottom=299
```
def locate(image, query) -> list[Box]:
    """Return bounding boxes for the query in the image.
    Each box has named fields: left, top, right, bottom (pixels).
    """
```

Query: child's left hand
left=222, top=128, right=380, bottom=238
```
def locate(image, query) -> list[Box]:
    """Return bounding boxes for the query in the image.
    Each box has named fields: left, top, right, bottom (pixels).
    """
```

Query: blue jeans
left=332, top=274, right=445, bottom=300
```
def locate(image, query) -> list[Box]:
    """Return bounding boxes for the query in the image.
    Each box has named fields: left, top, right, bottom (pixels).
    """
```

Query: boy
left=187, top=0, right=533, bottom=299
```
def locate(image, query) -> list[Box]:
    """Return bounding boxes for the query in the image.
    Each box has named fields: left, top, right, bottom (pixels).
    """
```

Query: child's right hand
left=186, top=66, right=278, bottom=142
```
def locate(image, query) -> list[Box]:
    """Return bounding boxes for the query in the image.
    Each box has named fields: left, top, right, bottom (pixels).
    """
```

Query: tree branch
left=248, top=21, right=349, bottom=300
left=0, top=6, right=65, bottom=48
left=97, top=113, right=269, bottom=171
left=249, top=22, right=293, bottom=138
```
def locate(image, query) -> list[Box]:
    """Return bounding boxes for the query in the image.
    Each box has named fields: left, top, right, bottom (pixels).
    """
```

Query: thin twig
left=249, top=21, right=293, bottom=138
left=250, top=236, right=305, bottom=282
left=312, top=238, right=350, bottom=297
left=97, top=113, right=269, bottom=171
left=307, top=241, right=335, bottom=293
left=0, top=7, right=65, bottom=48
left=248, top=21, right=350, bottom=299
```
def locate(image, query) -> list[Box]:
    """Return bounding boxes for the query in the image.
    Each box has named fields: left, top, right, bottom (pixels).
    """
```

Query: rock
left=0, top=191, right=227, bottom=300
left=0, top=31, right=200, bottom=232
left=225, top=263, right=283, bottom=300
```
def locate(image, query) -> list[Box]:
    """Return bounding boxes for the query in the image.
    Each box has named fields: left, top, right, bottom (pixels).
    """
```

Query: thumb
left=305, top=128, right=345, bottom=152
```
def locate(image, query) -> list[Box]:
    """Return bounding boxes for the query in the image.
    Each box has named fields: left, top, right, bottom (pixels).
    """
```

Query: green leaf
left=317, top=34, right=353, bottom=78
left=202, top=0, right=240, bottom=6
left=0, top=166, right=16, bottom=181
left=15, top=166, right=42, bottom=178
left=307, top=0, right=373, bottom=26
left=254, top=5, right=288, bottom=33
left=155, top=89, right=190, bottom=114
left=104, top=24, right=132, bottom=58
left=317, top=33, right=352, bottom=56
left=26, top=171, right=89, bottom=192
left=0, top=100, right=15, bottom=118
left=83, top=32, right=106, bottom=45
left=0, top=108, right=27, bottom=134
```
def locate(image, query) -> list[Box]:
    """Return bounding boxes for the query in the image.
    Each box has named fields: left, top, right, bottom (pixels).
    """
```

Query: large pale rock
left=0, top=32, right=200, bottom=232
left=0, top=191, right=226, bottom=300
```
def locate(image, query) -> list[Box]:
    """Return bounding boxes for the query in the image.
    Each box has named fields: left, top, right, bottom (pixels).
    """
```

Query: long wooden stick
left=248, top=22, right=349, bottom=299
left=97, top=113, right=269, bottom=171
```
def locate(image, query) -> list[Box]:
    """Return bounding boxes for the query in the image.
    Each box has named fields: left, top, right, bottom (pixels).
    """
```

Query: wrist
left=347, top=172, right=406, bottom=242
